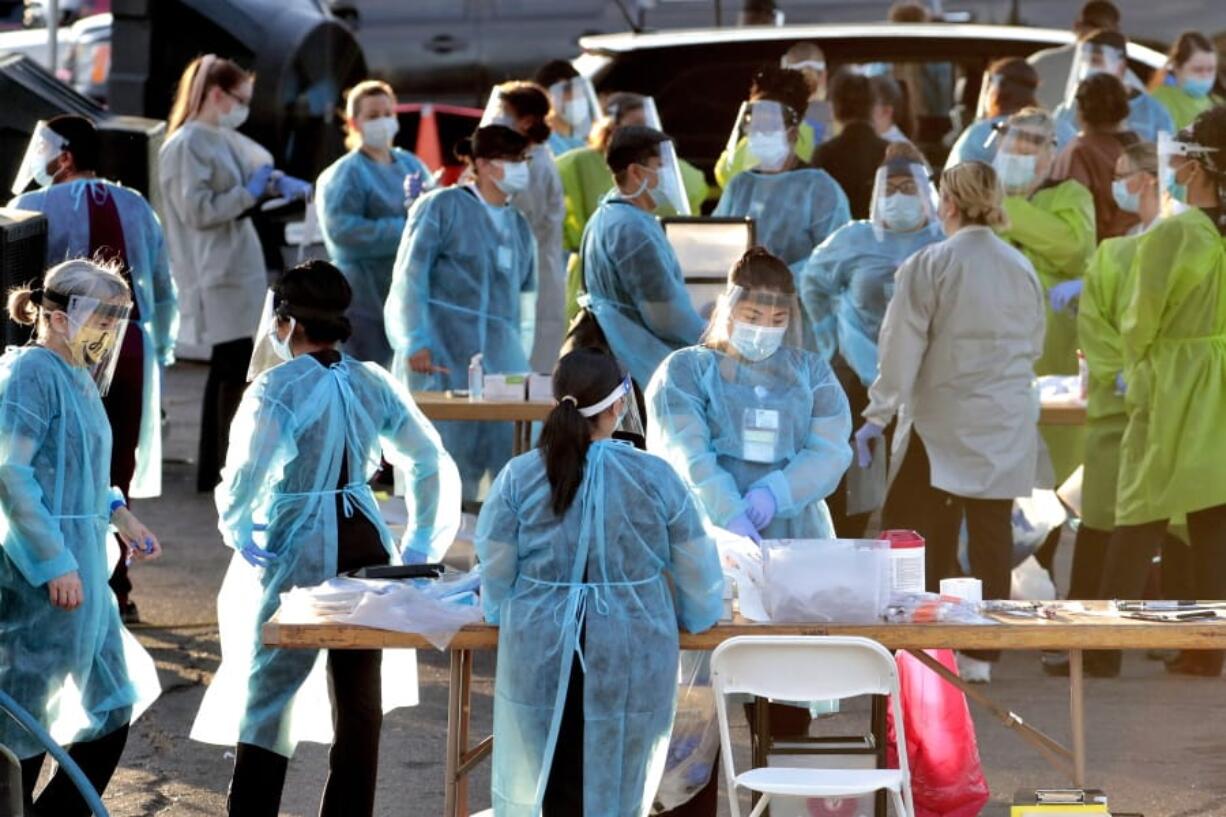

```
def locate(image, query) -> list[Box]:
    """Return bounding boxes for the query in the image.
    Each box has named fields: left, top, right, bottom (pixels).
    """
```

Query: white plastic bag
left=762, top=539, right=891, bottom=623
left=652, top=652, right=720, bottom=813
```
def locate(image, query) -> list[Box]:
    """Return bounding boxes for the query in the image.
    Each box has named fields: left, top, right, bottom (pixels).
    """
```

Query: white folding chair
left=710, top=636, right=915, bottom=817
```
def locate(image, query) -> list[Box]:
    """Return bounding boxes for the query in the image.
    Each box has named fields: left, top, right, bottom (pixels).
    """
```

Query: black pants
left=198, top=338, right=254, bottom=492
left=21, top=723, right=129, bottom=817
left=1098, top=504, right=1226, bottom=602
left=883, top=433, right=1012, bottom=660
left=103, top=328, right=145, bottom=606
left=543, top=652, right=585, bottom=816
left=228, top=648, right=384, bottom=817
left=827, top=355, right=873, bottom=538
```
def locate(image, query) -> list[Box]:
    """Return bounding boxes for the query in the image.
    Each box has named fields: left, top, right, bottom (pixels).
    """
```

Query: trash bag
left=652, top=652, right=721, bottom=813
left=886, top=649, right=990, bottom=817
left=1011, top=555, right=1057, bottom=601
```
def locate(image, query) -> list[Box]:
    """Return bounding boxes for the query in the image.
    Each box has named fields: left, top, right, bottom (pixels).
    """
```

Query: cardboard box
left=483, top=374, right=527, bottom=401
left=528, top=373, right=553, bottom=401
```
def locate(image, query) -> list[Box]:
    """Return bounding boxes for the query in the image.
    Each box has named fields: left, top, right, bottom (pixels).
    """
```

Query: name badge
left=742, top=408, right=781, bottom=464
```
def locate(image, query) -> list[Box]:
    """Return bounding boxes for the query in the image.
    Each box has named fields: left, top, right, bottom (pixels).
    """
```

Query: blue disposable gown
left=0, top=347, right=161, bottom=758
left=10, top=179, right=178, bottom=498
left=581, top=194, right=706, bottom=387
left=547, top=130, right=586, bottom=157
left=800, top=220, right=943, bottom=383
left=645, top=345, right=852, bottom=537
left=943, top=114, right=1078, bottom=172
left=316, top=147, right=430, bottom=367
left=475, top=441, right=724, bottom=817
left=713, top=169, right=851, bottom=276
left=385, top=185, right=537, bottom=499
left=191, top=353, right=461, bottom=756
left=1053, top=90, right=1174, bottom=144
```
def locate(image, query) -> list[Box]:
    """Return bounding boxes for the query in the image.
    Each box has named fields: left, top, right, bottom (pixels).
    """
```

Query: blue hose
left=0, top=689, right=110, bottom=817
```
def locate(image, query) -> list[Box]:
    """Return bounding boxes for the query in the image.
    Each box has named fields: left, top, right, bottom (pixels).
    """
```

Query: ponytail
left=538, top=349, right=624, bottom=516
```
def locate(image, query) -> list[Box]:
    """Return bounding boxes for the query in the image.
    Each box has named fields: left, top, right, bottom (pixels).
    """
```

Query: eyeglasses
left=223, top=87, right=252, bottom=106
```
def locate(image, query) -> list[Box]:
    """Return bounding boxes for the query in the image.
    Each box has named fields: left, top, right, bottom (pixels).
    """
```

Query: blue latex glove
left=1115, top=372, right=1126, bottom=396
left=403, top=172, right=423, bottom=208
left=854, top=421, right=885, bottom=469
left=240, top=541, right=278, bottom=568
left=275, top=174, right=313, bottom=201
left=744, top=486, right=777, bottom=531
left=1049, top=279, right=1083, bottom=313
left=244, top=164, right=274, bottom=199
left=726, top=513, right=762, bottom=545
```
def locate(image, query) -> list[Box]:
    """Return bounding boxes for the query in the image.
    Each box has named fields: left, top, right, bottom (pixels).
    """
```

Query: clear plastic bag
left=652, top=652, right=720, bottom=813
left=763, top=539, right=891, bottom=623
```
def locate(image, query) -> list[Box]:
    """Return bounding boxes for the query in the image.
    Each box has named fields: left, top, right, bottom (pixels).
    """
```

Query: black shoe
left=120, top=601, right=140, bottom=625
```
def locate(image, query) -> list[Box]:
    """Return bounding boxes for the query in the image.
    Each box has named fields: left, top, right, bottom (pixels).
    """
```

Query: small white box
left=528, top=373, right=553, bottom=401
left=483, top=374, right=527, bottom=401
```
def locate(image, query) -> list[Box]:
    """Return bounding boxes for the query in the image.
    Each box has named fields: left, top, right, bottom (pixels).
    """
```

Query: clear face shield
left=41, top=289, right=132, bottom=395
left=574, top=374, right=644, bottom=438
left=548, top=77, right=601, bottom=139
left=1064, top=41, right=1125, bottom=108
left=703, top=285, right=803, bottom=362
left=480, top=86, right=517, bottom=129
left=870, top=160, right=939, bottom=239
left=725, top=99, right=797, bottom=174
left=1158, top=130, right=1217, bottom=217
left=639, top=97, right=691, bottom=216
left=11, top=121, right=68, bottom=195
left=247, top=290, right=292, bottom=381
left=991, top=122, right=1055, bottom=195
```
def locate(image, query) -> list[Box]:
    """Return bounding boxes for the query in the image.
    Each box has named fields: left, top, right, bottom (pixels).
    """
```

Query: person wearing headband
left=713, top=66, right=851, bottom=300
left=0, top=258, right=163, bottom=816
left=158, top=54, right=310, bottom=492
left=9, top=113, right=178, bottom=624
left=193, top=260, right=460, bottom=815
left=316, top=79, right=433, bottom=369
left=1095, top=109, right=1226, bottom=677
left=476, top=347, right=723, bottom=817
left=385, top=124, right=536, bottom=502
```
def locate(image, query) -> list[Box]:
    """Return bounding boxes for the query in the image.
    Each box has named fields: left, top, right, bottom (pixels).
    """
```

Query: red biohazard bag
left=886, top=649, right=990, bottom=817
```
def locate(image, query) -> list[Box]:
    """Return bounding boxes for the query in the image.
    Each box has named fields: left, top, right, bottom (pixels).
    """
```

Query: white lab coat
left=514, top=141, right=566, bottom=373
left=158, top=121, right=271, bottom=348
left=864, top=225, right=1046, bottom=499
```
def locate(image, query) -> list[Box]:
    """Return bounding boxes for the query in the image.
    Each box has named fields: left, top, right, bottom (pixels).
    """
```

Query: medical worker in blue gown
left=1052, top=30, right=1173, bottom=144
left=579, top=125, right=705, bottom=389
left=713, top=67, right=851, bottom=283
left=10, top=114, right=178, bottom=620
left=191, top=261, right=460, bottom=817
left=316, top=79, right=431, bottom=368
left=800, top=147, right=942, bottom=537
left=385, top=125, right=537, bottom=500
left=647, top=247, right=852, bottom=545
left=0, top=259, right=162, bottom=816
left=476, top=347, right=724, bottom=817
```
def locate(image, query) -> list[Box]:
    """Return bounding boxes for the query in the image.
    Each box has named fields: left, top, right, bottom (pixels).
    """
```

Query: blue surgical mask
left=1181, top=75, right=1215, bottom=99
left=994, top=152, right=1038, bottom=192
left=269, top=318, right=295, bottom=362
left=879, top=193, right=926, bottom=231
left=1112, top=178, right=1141, bottom=213
left=1168, top=179, right=1189, bottom=205
left=728, top=320, right=786, bottom=362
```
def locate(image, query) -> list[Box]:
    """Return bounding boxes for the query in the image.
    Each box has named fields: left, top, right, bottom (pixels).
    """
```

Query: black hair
left=539, top=348, right=624, bottom=516
left=729, top=246, right=795, bottom=294
left=1076, top=72, right=1130, bottom=128
left=986, top=57, right=1040, bottom=115
left=1076, top=0, right=1121, bottom=31
left=534, top=59, right=579, bottom=89
left=606, top=92, right=646, bottom=125
left=497, top=82, right=553, bottom=144
left=606, top=125, right=668, bottom=176
left=829, top=68, right=874, bottom=123
left=272, top=259, right=353, bottom=343
left=1082, top=28, right=1127, bottom=52
left=45, top=114, right=100, bottom=172
left=454, top=125, right=530, bottom=163
left=749, top=65, right=811, bottom=124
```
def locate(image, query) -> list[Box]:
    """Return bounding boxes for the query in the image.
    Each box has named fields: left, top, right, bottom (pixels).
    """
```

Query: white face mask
left=360, top=115, right=399, bottom=149
left=220, top=102, right=249, bottom=130
left=33, top=154, right=61, bottom=189
left=728, top=320, right=786, bottom=362
left=747, top=130, right=791, bottom=171
left=879, top=192, right=926, bottom=231
left=270, top=318, right=295, bottom=362
left=564, top=98, right=591, bottom=130
left=493, top=160, right=530, bottom=195
left=994, top=151, right=1038, bottom=192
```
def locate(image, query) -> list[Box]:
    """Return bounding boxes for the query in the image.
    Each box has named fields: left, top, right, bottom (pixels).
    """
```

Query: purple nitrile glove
left=854, top=421, right=885, bottom=469
left=726, top=513, right=762, bottom=545
left=240, top=541, right=278, bottom=568
left=403, top=172, right=423, bottom=208
left=744, top=486, right=777, bottom=531
left=1049, top=279, right=1083, bottom=313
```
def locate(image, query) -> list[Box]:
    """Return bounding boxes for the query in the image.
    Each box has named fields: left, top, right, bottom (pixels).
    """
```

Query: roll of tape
left=939, top=577, right=983, bottom=604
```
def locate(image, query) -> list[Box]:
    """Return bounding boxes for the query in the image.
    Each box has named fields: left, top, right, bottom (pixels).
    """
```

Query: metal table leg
left=443, top=649, right=465, bottom=817
left=1068, top=649, right=1087, bottom=787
